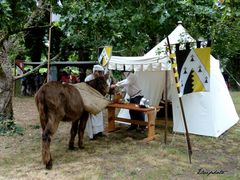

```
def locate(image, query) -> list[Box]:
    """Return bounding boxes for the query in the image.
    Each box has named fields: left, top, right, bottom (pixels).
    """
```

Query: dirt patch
left=0, top=95, right=239, bottom=179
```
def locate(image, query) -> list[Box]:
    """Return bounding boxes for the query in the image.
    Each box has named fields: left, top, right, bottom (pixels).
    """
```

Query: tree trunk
left=0, top=42, right=13, bottom=120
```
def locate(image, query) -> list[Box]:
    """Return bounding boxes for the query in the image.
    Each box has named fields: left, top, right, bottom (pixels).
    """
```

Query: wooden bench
left=106, top=103, right=161, bottom=142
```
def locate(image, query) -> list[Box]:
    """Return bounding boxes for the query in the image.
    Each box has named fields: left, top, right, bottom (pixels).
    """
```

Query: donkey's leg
left=78, top=111, right=89, bottom=149
left=42, top=127, right=52, bottom=170
left=39, top=102, right=47, bottom=133
left=68, top=120, right=79, bottom=150
left=42, top=113, right=60, bottom=170
left=38, top=107, right=50, bottom=168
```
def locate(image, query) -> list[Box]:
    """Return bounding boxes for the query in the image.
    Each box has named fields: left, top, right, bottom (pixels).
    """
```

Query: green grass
left=231, top=91, right=240, bottom=112
left=0, top=92, right=239, bottom=179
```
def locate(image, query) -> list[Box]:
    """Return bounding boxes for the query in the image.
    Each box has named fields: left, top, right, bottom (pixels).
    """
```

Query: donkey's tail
left=35, top=89, right=48, bottom=129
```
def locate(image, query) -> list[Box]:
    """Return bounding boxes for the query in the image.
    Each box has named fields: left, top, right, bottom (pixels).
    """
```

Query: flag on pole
left=98, top=46, right=112, bottom=67
left=174, top=43, right=211, bottom=96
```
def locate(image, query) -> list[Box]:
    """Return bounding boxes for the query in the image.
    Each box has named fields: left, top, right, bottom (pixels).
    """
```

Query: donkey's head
left=87, top=76, right=109, bottom=96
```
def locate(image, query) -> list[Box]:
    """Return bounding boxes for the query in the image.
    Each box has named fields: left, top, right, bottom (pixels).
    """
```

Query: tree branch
left=13, top=54, right=59, bottom=80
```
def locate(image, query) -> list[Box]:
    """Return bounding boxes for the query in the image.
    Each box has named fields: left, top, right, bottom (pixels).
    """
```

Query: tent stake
left=166, top=36, right=192, bottom=163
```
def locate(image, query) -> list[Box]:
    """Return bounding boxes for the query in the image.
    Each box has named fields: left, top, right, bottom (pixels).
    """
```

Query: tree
left=58, top=0, right=239, bottom=87
left=210, top=1, right=240, bottom=88
left=57, top=1, right=217, bottom=58
left=0, top=0, right=35, bottom=120
left=0, top=0, right=54, bottom=120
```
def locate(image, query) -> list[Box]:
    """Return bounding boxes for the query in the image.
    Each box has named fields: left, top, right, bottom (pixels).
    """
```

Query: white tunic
left=116, top=73, right=142, bottom=98
left=84, top=74, right=104, bottom=139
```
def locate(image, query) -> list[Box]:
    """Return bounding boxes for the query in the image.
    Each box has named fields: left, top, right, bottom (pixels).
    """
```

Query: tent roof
left=108, top=22, right=195, bottom=71
left=145, top=22, right=195, bottom=57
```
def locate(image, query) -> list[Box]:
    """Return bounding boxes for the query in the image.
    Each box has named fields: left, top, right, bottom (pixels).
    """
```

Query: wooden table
left=107, top=103, right=161, bottom=142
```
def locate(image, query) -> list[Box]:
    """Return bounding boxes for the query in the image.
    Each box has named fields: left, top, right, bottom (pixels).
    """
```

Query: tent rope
left=224, top=68, right=240, bottom=87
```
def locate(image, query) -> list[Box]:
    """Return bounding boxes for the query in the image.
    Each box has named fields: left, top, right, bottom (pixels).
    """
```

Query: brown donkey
left=35, top=77, right=108, bottom=169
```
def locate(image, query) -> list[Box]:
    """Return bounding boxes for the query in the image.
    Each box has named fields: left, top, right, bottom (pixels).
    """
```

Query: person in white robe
left=111, top=72, right=145, bottom=131
left=84, top=65, right=105, bottom=139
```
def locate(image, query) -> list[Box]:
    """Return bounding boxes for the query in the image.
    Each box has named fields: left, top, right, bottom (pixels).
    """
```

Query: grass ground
left=0, top=91, right=239, bottom=180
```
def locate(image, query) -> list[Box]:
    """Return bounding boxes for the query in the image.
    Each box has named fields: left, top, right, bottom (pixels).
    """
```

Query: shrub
left=0, top=115, right=24, bottom=136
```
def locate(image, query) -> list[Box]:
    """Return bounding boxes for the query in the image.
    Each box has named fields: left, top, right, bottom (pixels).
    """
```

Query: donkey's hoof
left=69, top=145, right=75, bottom=150
left=79, top=145, right=85, bottom=149
left=69, top=142, right=75, bottom=150
left=46, top=161, right=52, bottom=170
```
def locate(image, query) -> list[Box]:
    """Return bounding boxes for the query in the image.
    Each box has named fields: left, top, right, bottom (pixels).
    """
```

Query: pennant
left=175, top=44, right=211, bottom=96
left=98, top=46, right=112, bottom=67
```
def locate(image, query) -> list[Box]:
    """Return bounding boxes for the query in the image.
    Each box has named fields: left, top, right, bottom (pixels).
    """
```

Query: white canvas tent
left=108, top=22, right=239, bottom=137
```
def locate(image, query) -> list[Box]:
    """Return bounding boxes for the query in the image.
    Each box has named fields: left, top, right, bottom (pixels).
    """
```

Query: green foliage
left=59, top=0, right=156, bottom=59
left=0, top=116, right=24, bottom=136
left=58, top=0, right=238, bottom=60
left=0, top=0, right=63, bottom=62
left=112, top=70, right=123, bottom=81
left=209, top=1, right=240, bottom=88
left=0, top=0, right=36, bottom=34
left=0, top=0, right=37, bottom=63
left=0, top=0, right=239, bottom=84
left=7, top=33, right=29, bottom=63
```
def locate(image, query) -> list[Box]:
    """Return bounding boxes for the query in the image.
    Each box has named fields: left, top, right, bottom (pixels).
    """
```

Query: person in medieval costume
left=111, top=71, right=145, bottom=132
left=84, top=65, right=105, bottom=140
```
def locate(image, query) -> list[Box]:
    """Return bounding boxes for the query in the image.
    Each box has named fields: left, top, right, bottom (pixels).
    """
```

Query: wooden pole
left=13, top=58, right=16, bottom=96
left=47, top=6, right=52, bottom=82
left=164, top=70, right=168, bottom=144
left=166, top=37, right=192, bottom=163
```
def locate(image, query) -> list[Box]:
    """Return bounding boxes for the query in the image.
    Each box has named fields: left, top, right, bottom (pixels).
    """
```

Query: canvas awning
left=108, top=55, right=171, bottom=71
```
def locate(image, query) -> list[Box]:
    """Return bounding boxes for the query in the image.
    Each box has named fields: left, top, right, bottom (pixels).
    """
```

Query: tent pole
left=164, top=70, right=168, bottom=144
left=179, top=97, right=192, bottom=163
left=166, top=36, right=192, bottom=163
left=13, top=58, right=16, bottom=96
